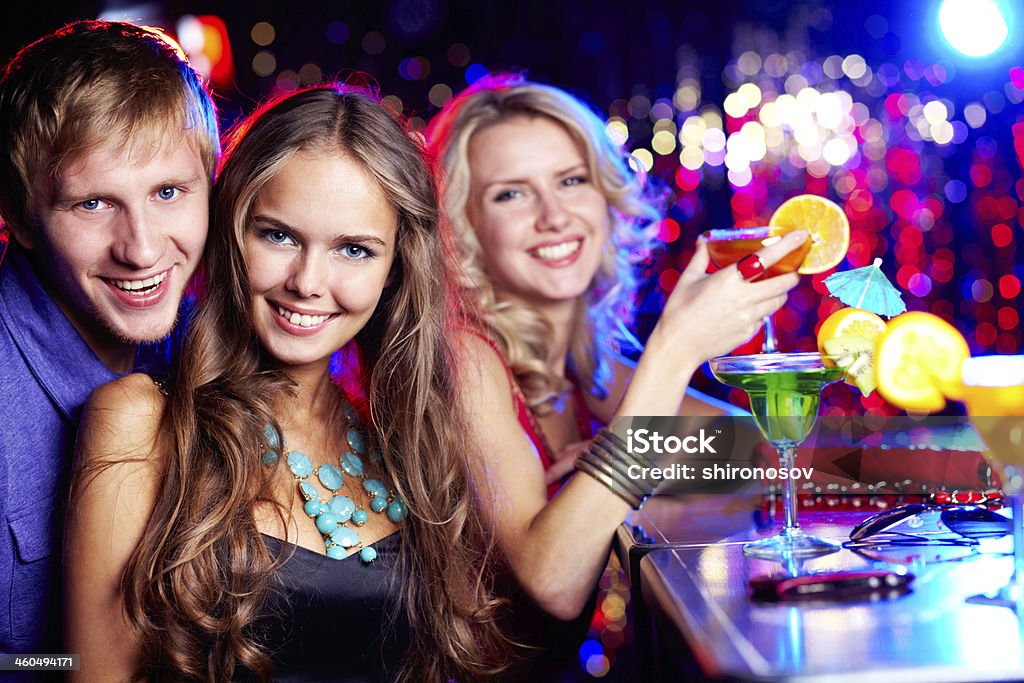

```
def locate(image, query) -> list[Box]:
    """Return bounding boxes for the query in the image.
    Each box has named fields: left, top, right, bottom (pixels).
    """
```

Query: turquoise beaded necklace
left=262, top=407, right=408, bottom=563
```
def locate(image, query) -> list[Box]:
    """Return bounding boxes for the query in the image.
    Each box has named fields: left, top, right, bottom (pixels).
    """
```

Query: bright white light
left=737, top=83, right=762, bottom=109
left=702, top=128, right=727, bottom=153
left=679, top=116, right=706, bottom=146
left=923, top=100, right=948, bottom=124
left=774, top=95, right=799, bottom=125
left=728, top=167, right=752, bottom=187
left=725, top=135, right=750, bottom=170
left=964, top=102, right=987, bottom=128
left=176, top=15, right=205, bottom=53
left=797, top=141, right=823, bottom=162
left=939, top=0, right=1009, bottom=58
left=679, top=147, right=704, bottom=170
left=723, top=93, right=748, bottom=118
left=794, top=123, right=820, bottom=147
left=932, top=121, right=954, bottom=144
left=605, top=118, right=628, bottom=146
left=630, top=149, right=654, bottom=172
left=652, top=130, right=677, bottom=156
left=817, top=92, right=844, bottom=129
left=739, top=122, right=767, bottom=161
left=823, top=137, right=852, bottom=166
left=841, top=54, right=867, bottom=79
left=758, top=102, right=780, bottom=128
left=962, top=356, right=1024, bottom=387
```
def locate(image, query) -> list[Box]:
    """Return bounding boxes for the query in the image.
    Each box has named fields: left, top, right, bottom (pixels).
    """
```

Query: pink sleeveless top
left=475, top=333, right=596, bottom=498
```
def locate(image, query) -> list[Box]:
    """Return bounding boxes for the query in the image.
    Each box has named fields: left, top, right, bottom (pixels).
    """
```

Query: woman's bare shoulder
left=88, top=372, right=166, bottom=410
left=452, top=329, right=518, bottom=403
left=79, top=373, right=168, bottom=462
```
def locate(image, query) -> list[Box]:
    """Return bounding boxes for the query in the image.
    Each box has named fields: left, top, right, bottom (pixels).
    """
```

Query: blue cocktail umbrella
left=823, top=258, right=907, bottom=318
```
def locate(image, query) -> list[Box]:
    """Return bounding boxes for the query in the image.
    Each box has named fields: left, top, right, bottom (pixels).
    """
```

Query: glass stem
left=1010, top=492, right=1024, bottom=596
left=779, top=445, right=800, bottom=536
left=762, top=314, right=778, bottom=353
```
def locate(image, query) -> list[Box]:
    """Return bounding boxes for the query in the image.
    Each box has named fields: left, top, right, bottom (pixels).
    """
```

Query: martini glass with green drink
left=710, top=352, right=844, bottom=559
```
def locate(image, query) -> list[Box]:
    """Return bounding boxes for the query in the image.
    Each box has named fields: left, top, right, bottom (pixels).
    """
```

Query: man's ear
left=1, top=214, right=35, bottom=249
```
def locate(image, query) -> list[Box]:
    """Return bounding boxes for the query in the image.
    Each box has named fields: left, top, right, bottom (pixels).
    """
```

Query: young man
left=0, top=21, right=218, bottom=656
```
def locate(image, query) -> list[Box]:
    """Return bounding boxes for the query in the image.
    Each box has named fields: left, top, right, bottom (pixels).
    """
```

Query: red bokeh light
left=1010, top=66, right=1024, bottom=90
left=885, top=148, right=922, bottom=185
left=998, top=306, right=1020, bottom=330
left=976, top=322, right=998, bottom=347
left=970, top=164, right=993, bottom=188
left=991, top=223, right=1013, bottom=247
left=997, top=333, right=1020, bottom=354
left=674, top=167, right=700, bottom=192
left=658, top=218, right=680, bottom=243
left=998, top=274, right=1021, bottom=299
left=889, top=189, right=919, bottom=220
left=896, top=264, right=919, bottom=289
left=658, top=268, right=680, bottom=292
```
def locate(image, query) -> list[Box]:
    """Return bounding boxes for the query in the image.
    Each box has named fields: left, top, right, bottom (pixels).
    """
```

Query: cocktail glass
left=960, top=355, right=1024, bottom=607
left=702, top=227, right=811, bottom=354
left=709, top=352, right=844, bottom=560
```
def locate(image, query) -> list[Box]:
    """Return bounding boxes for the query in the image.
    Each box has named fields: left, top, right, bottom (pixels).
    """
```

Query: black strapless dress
left=255, top=532, right=407, bottom=682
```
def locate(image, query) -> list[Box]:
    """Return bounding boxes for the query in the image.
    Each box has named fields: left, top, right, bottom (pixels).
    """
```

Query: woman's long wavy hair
left=119, top=85, right=510, bottom=681
left=426, top=74, right=661, bottom=413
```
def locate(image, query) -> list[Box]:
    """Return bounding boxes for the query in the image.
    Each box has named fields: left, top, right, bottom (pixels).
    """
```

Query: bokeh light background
left=6, top=0, right=1021, bottom=421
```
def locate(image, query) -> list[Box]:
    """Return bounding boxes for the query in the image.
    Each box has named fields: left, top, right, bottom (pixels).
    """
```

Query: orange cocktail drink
left=877, top=330, right=1023, bottom=607
left=703, top=227, right=811, bottom=280
left=960, top=356, right=1024, bottom=606
left=961, top=356, right=1024, bottom=475
left=702, top=195, right=849, bottom=353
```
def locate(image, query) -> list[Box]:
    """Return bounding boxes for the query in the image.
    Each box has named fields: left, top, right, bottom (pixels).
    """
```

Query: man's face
left=22, top=133, right=209, bottom=360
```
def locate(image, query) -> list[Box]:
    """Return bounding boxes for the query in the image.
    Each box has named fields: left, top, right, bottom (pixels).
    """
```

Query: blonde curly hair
left=427, top=74, right=661, bottom=413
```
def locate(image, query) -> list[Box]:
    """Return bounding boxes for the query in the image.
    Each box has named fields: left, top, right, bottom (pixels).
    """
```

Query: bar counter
left=618, top=493, right=1024, bottom=682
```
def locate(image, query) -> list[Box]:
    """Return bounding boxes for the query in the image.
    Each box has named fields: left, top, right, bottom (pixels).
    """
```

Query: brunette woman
left=66, top=85, right=508, bottom=682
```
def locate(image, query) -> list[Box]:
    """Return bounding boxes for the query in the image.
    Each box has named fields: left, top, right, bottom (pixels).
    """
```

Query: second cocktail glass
left=709, top=352, right=844, bottom=560
left=960, top=355, right=1024, bottom=607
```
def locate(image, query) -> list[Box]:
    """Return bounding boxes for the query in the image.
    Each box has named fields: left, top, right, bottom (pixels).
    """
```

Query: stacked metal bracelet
left=575, top=428, right=657, bottom=509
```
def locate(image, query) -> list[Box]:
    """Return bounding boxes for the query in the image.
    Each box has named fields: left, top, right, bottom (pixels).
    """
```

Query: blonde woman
left=429, top=75, right=807, bottom=620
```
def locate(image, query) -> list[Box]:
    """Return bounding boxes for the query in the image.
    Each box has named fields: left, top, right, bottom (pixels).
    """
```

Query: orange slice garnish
left=816, top=307, right=887, bottom=354
left=875, top=312, right=970, bottom=412
left=769, top=195, right=850, bottom=274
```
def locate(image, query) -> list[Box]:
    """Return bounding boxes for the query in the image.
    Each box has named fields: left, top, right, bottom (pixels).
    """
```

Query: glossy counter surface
left=620, top=495, right=1024, bottom=682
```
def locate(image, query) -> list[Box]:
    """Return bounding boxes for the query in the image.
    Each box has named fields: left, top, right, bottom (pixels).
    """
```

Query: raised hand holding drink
left=702, top=195, right=849, bottom=353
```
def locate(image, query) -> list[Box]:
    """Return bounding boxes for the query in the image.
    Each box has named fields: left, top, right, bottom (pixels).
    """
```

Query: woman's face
left=245, top=150, right=397, bottom=370
left=465, top=115, right=609, bottom=313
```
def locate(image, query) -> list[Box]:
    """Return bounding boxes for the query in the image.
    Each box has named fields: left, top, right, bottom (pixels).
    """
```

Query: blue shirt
left=0, top=246, right=121, bottom=656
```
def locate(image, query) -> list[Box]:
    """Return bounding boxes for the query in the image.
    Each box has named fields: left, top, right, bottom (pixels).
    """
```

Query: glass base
left=966, top=581, right=1024, bottom=609
left=743, top=532, right=841, bottom=561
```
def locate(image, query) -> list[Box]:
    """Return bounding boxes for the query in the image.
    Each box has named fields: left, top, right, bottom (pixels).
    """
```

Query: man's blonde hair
left=0, top=20, right=219, bottom=238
